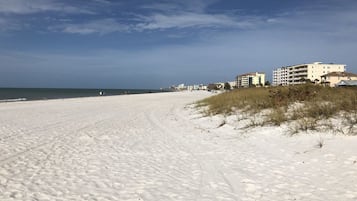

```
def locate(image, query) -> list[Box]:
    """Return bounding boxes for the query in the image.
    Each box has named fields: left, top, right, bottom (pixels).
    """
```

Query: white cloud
left=134, top=0, right=268, bottom=32
left=51, top=19, right=129, bottom=35
left=50, top=12, right=260, bottom=35
left=0, top=0, right=265, bottom=34
left=140, top=3, right=184, bottom=12
left=135, top=12, right=256, bottom=30
left=91, top=0, right=111, bottom=4
left=141, top=0, right=217, bottom=13
left=0, top=0, right=93, bottom=14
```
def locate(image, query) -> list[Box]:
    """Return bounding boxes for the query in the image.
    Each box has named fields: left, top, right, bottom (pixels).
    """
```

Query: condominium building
left=236, top=72, right=265, bottom=88
left=273, top=62, right=346, bottom=86
left=272, top=67, right=289, bottom=86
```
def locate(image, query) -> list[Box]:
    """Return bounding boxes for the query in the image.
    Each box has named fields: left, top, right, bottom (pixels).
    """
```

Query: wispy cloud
left=136, top=0, right=248, bottom=30
left=140, top=0, right=217, bottom=13
left=1, top=0, right=355, bottom=39
left=0, top=0, right=94, bottom=14
left=91, top=0, right=111, bottom=4
left=49, top=12, right=262, bottom=35
left=50, top=19, right=129, bottom=35
left=135, top=12, right=261, bottom=30
left=0, top=0, right=266, bottom=34
left=47, top=0, right=255, bottom=35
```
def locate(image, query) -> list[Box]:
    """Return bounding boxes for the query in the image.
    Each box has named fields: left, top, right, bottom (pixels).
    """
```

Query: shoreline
left=0, top=87, right=167, bottom=103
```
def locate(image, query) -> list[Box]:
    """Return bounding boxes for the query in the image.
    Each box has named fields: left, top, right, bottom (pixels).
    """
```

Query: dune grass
left=197, top=84, right=357, bottom=134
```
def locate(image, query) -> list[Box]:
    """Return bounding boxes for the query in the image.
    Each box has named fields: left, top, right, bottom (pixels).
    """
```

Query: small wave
left=0, top=98, right=27, bottom=103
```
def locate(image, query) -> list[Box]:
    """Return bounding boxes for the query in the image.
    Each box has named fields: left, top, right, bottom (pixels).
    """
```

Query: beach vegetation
left=198, top=84, right=357, bottom=134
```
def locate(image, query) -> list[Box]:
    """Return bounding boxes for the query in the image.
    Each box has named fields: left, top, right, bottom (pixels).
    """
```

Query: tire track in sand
left=145, top=104, right=239, bottom=201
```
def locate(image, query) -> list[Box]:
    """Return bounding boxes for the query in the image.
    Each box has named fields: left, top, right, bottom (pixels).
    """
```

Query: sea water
left=0, top=88, right=164, bottom=102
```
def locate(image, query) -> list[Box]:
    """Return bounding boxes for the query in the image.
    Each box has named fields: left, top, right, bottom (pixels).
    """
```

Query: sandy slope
left=0, top=91, right=356, bottom=201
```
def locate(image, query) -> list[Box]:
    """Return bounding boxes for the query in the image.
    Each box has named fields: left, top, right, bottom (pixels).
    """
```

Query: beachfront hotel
left=236, top=72, right=266, bottom=88
left=272, top=62, right=346, bottom=86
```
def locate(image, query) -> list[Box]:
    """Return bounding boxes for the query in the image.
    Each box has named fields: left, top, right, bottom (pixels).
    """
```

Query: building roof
left=237, top=72, right=265, bottom=77
left=310, top=62, right=346, bottom=65
left=336, top=80, right=357, bottom=86
left=280, top=62, right=346, bottom=69
left=321, top=71, right=357, bottom=78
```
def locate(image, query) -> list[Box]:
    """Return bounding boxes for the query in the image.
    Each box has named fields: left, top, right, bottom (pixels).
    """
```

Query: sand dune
left=0, top=91, right=356, bottom=201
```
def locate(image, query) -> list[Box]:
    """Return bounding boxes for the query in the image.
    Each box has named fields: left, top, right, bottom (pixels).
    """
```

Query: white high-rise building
left=273, top=62, right=346, bottom=86
left=272, top=67, right=289, bottom=86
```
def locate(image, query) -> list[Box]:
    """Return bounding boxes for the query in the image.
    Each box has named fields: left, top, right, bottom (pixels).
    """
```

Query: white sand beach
left=0, top=91, right=357, bottom=201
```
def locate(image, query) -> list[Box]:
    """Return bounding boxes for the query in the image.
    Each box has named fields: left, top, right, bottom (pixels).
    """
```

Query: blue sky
left=0, top=0, right=357, bottom=89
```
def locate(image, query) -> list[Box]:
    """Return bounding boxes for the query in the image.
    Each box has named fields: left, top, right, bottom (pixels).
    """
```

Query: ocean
left=0, top=88, right=165, bottom=102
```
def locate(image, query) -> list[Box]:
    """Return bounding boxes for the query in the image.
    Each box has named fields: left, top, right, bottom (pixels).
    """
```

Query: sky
left=0, top=0, right=357, bottom=89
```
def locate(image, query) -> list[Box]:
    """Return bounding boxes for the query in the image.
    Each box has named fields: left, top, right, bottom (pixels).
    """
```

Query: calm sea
left=0, top=88, right=165, bottom=102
